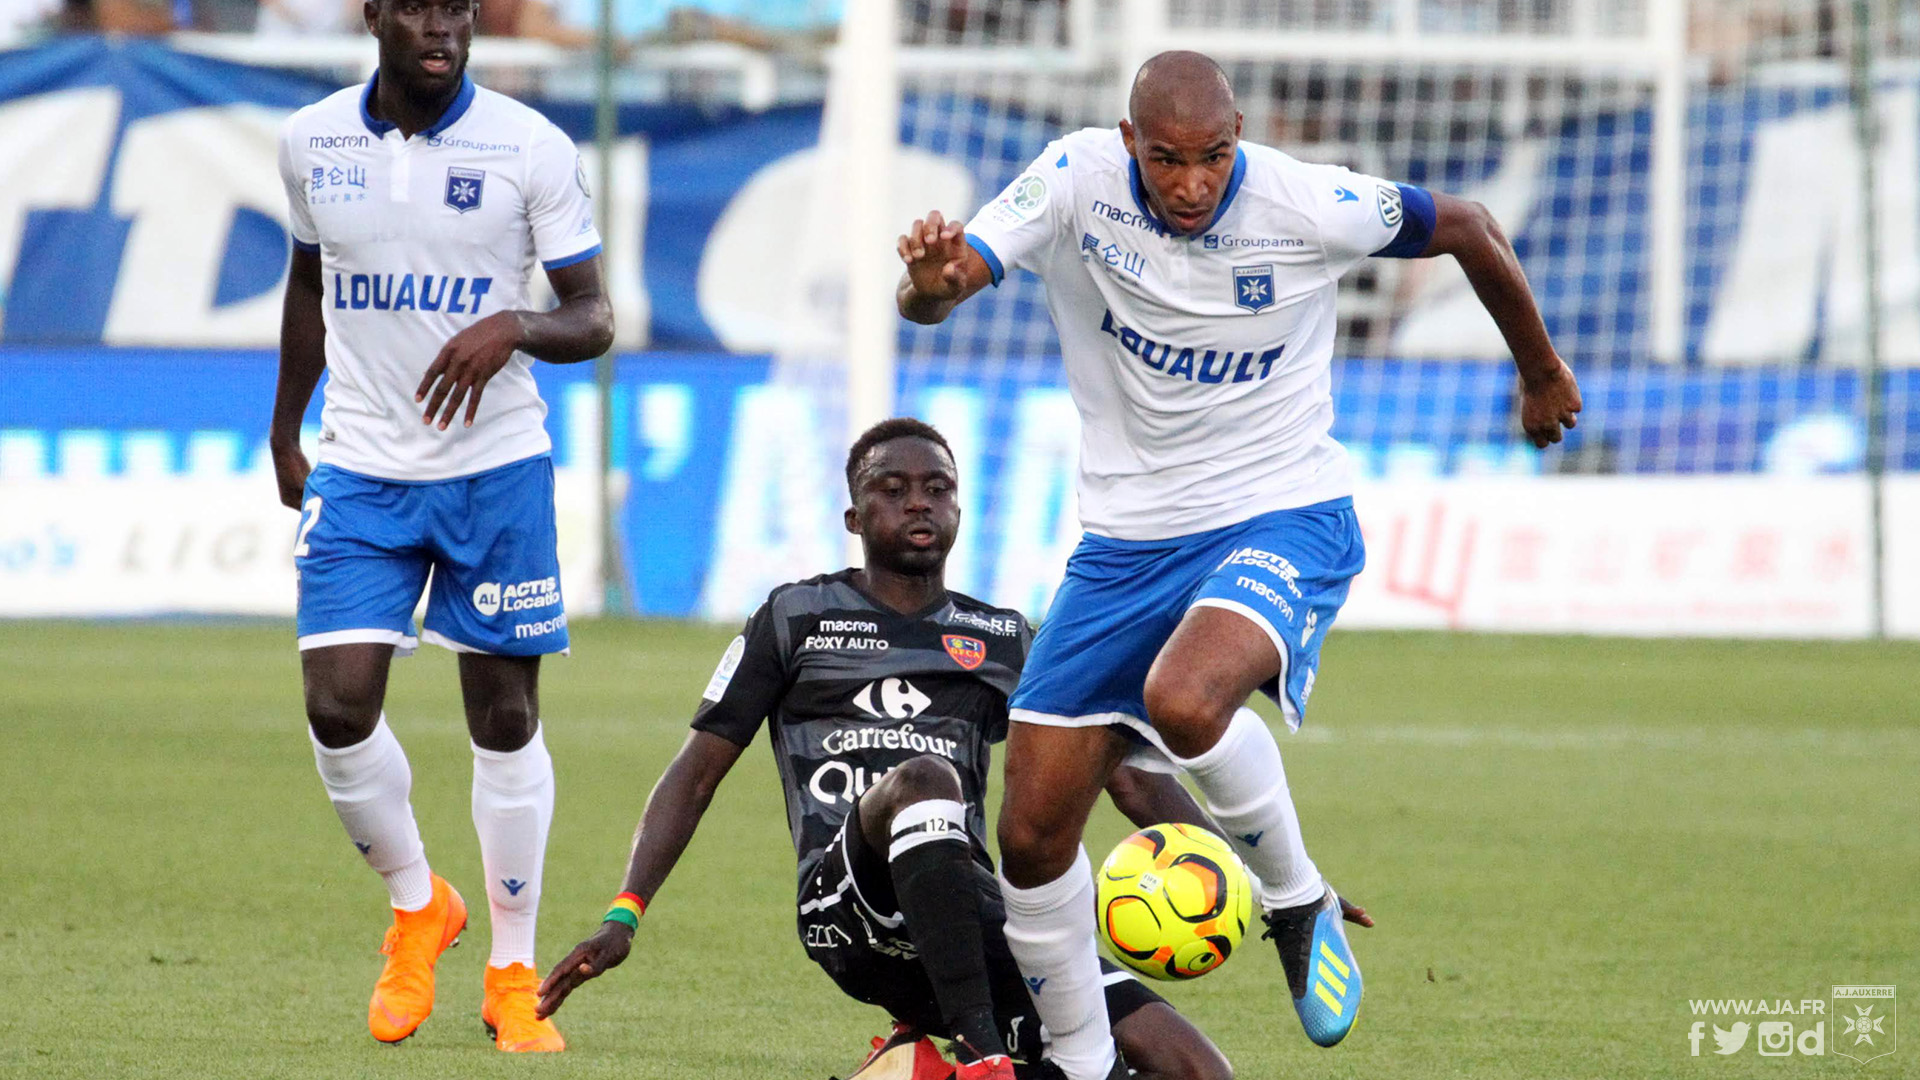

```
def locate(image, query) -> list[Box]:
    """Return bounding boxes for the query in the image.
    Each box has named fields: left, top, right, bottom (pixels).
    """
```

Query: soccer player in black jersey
left=537, top=419, right=1232, bottom=1080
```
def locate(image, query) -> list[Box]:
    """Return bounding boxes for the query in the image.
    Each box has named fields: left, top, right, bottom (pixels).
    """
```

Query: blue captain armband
left=1370, top=183, right=1437, bottom=258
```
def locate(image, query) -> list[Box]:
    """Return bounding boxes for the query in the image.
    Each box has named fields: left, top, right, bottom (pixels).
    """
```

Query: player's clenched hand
left=897, top=210, right=971, bottom=302
left=536, top=923, right=633, bottom=1019
left=270, top=442, right=311, bottom=511
left=1519, top=357, right=1582, bottom=449
left=415, top=311, right=526, bottom=431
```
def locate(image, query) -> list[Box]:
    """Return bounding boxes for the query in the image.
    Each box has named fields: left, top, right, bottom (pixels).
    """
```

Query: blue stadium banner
left=0, top=36, right=820, bottom=350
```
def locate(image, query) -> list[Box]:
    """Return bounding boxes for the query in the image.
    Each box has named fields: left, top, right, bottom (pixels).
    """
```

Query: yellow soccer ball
left=1095, top=823, right=1254, bottom=981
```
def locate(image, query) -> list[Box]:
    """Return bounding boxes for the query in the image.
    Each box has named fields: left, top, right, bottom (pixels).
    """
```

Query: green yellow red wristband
left=604, top=892, right=644, bottom=930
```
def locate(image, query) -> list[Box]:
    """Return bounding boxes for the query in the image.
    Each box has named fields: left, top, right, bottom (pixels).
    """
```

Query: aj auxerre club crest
left=942, top=635, right=986, bottom=671
left=1377, top=183, right=1404, bottom=228
left=1833, top=985, right=1897, bottom=1063
left=1233, top=265, right=1275, bottom=313
left=445, top=166, right=485, bottom=213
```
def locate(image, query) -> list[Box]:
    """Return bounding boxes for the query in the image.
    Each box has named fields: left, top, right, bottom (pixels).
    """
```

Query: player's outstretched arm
left=1421, top=192, right=1583, bottom=448
left=536, top=728, right=745, bottom=1019
left=896, top=210, right=994, bottom=325
left=416, top=254, right=615, bottom=431
left=270, top=246, right=327, bottom=510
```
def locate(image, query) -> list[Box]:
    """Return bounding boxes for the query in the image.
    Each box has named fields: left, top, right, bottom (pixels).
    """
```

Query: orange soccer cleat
left=843, top=1023, right=954, bottom=1080
left=368, top=874, right=468, bottom=1043
left=482, top=962, right=567, bottom=1052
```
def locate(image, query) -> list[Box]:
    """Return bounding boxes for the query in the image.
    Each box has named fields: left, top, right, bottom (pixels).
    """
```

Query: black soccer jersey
left=692, top=570, right=1032, bottom=896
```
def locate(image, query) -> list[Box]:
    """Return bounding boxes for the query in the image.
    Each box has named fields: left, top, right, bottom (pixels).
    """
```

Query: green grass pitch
left=2, top=620, right=1915, bottom=1079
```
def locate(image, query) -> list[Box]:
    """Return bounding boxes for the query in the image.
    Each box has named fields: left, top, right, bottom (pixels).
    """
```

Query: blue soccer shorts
left=1008, top=499, right=1365, bottom=756
left=293, top=454, right=569, bottom=656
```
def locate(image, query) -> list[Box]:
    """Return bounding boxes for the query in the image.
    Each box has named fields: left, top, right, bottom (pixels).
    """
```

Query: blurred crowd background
left=8, top=0, right=1919, bottom=67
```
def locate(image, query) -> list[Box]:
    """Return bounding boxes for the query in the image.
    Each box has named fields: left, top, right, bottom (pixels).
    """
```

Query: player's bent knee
left=304, top=687, right=382, bottom=748
left=885, top=753, right=963, bottom=798
left=1141, top=671, right=1234, bottom=760
left=468, top=699, right=537, bottom=752
left=862, top=755, right=964, bottom=838
left=858, top=755, right=963, bottom=855
left=995, top=814, right=1078, bottom=886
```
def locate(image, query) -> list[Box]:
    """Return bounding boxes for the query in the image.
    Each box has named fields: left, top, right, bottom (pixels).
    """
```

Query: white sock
left=998, top=847, right=1116, bottom=1080
left=310, top=715, right=434, bottom=912
left=1173, top=707, right=1324, bottom=910
left=472, top=723, right=554, bottom=968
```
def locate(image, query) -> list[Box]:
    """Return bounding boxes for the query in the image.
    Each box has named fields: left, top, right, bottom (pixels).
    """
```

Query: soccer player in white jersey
left=896, top=52, right=1583, bottom=1079
left=269, top=0, right=611, bottom=1052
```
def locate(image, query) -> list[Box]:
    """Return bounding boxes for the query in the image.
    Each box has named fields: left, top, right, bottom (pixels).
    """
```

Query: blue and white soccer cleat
left=1261, top=887, right=1363, bottom=1047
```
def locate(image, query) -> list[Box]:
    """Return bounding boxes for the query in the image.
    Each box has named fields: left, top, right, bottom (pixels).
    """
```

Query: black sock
left=890, top=838, right=1007, bottom=1061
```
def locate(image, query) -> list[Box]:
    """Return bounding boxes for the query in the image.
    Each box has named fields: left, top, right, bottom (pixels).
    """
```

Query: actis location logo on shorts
left=471, top=577, right=561, bottom=618
left=1685, top=986, right=1895, bottom=1063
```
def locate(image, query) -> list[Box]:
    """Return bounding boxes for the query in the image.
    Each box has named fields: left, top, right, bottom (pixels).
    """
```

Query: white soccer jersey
left=965, top=128, right=1433, bottom=540
left=278, top=75, right=603, bottom=481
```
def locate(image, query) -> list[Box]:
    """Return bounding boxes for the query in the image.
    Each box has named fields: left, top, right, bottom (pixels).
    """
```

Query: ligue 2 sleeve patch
left=987, top=173, right=1049, bottom=227
left=703, top=635, right=746, bottom=701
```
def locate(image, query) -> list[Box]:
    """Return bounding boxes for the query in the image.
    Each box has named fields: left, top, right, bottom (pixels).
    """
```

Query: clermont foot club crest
left=1233, top=265, right=1275, bottom=313
left=1833, top=985, right=1897, bottom=1064
left=445, top=166, right=485, bottom=213
left=942, top=635, right=986, bottom=671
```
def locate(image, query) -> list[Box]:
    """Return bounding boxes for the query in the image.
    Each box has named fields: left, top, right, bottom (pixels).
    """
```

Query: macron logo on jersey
left=1090, top=199, right=1170, bottom=238
left=332, top=273, right=492, bottom=314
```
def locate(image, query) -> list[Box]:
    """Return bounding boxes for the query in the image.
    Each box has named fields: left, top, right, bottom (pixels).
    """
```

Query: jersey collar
left=844, top=570, right=954, bottom=622
left=1127, top=146, right=1249, bottom=239
left=358, top=72, right=477, bottom=139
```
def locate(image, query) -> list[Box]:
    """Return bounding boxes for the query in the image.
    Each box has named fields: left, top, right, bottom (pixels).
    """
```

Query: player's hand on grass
left=415, top=311, right=526, bottom=431
left=536, top=922, right=633, bottom=1019
left=1340, top=895, right=1375, bottom=929
left=1519, top=357, right=1582, bottom=449
left=270, top=442, right=311, bottom=511
left=897, top=210, right=971, bottom=302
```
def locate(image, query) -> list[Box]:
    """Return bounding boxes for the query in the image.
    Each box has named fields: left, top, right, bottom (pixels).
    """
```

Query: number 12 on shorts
left=293, top=496, right=324, bottom=558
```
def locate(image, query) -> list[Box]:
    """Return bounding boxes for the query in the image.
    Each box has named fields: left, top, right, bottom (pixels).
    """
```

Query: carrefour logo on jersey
left=811, top=724, right=964, bottom=806
left=1099, top=309, right=1285, bottom=385
left=331, top=274, right=493, bottom=314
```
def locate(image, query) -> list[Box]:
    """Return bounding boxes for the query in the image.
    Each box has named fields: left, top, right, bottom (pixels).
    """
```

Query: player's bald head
left=1128, top=51, right=1236, bottom=141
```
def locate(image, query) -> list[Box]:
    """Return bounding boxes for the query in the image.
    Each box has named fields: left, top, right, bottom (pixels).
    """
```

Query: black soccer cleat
left=1261, top=886, right=1364, bottom=1047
